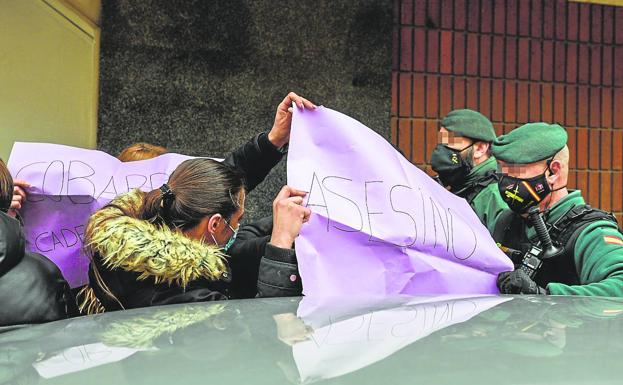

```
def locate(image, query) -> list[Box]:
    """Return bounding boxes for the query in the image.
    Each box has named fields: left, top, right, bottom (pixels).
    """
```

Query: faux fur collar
left=86, top=190, right=229, bottom=288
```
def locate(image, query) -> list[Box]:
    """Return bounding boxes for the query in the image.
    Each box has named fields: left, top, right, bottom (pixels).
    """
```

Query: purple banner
left=8, top=142, right=196, bottom=287
left=287, top=107, right=513, bottom=296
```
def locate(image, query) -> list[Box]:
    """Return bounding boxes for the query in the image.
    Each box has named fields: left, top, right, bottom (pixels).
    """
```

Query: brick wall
left=391, top=0, right=623, bottom=224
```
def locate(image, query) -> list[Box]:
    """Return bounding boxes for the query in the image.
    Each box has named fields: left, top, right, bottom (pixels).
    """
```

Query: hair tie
left=159, top=183, right=174, bottom=208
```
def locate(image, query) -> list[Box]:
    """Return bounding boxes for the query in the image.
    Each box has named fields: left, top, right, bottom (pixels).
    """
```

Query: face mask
left=210, top=217, right=239, bottom=252
left=223, top=219, right=239, bottom=251
left=430, top=143, right=473, bottom=190
left=497, top=172, right=552, bottom=214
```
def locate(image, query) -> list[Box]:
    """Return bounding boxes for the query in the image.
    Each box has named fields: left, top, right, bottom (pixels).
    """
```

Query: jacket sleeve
left=223, top=132, right=285, bottom=192
left=472, top=184, right=510, bottom=235
left=0, top=252, right=78, bottom=324
left=547, top=222, right=623, bottom=296
left=151, top=286, right=228, bottom=305
left=227, top=216, right=273, bottom=299
left=257, top=244, right=302, bottom=298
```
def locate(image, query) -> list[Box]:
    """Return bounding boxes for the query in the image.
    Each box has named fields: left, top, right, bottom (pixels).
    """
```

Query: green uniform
left=534, top=191, right=623, bottom=296
left=491, top=122, right=623, bottom=297
left=460, top=156, right=508, bottom=233
left=433, top=108, right=505, bottom=231
left=495, top=191, right=623, bottom=296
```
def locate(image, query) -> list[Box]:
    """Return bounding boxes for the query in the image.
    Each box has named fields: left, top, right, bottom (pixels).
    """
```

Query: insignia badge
left=604, top=236, right=623, bottom=246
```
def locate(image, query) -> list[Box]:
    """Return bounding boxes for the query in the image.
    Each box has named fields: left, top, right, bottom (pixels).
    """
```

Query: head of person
left=492, top=122, right=569, bottom=215
left=431, top=109, right=496, bottom=190
left=0, top=158, right=13, bottom=213
left=140, top=158, right=246, bottom=250
left=118, top=143, right=167, bottom=162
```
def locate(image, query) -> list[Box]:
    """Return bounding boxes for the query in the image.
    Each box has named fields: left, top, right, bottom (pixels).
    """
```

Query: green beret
left=492, top=122, right=568, bottom=164
left=440, top=109, right=496, bottom=142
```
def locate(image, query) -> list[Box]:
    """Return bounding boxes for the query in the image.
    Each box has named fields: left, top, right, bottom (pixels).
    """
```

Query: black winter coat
left=0, top=212, right=76, bottom=329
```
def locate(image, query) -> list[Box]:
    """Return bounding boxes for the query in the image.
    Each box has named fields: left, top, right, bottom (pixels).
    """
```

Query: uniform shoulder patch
left=603, top=235, right=623, bottom=246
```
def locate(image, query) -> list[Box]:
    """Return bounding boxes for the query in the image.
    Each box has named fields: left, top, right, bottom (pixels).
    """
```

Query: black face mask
left=431, top=143, right=473, bottom=190
left=497, top=171, right=552, bottom=215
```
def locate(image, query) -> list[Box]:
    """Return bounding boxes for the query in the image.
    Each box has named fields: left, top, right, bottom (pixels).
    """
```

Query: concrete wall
left=97, top=0, right=392, bottom=221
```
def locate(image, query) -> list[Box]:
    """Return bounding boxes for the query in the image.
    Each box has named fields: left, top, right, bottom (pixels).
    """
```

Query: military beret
left=440, top=109, right=496, bottom=142
left=492, top=122, right=568, bottom=164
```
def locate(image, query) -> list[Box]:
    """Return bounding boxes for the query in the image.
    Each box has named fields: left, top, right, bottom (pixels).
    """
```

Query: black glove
left=497, top=270, right=548, bottom=295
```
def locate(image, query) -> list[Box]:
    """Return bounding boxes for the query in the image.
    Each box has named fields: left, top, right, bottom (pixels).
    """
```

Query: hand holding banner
left=287, top=106, right=512, bottom=295
left=8, top=143, right=194, bottom=287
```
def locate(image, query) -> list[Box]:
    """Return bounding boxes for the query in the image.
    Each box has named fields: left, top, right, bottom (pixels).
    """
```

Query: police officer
left=430, top=109, right=507, bottom=232
left=491, top=122, right=623, bottom=296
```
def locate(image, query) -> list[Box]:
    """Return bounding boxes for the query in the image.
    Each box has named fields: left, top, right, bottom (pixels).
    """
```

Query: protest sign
left=287, top=107, right=513, bottom=295
left=8, top=142, right=194, bottom=287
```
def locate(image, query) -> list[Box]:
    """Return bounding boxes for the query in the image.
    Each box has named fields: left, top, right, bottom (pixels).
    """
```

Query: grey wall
left=98, top=0, right=392, bottom=221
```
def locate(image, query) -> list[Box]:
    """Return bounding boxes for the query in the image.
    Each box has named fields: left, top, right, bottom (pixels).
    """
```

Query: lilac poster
left=287, top=107, right=513, bottom=295
left=7, top=142, right=195, bottom=287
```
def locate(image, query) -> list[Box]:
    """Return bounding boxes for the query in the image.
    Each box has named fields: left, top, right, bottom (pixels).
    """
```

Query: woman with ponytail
left=78, top=93, right=315, bottom=313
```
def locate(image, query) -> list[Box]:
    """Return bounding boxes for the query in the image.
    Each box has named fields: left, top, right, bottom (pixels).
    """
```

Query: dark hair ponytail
left=0, top=159, right=13, bottom=213
left=140, top=159, right=246, bottom=230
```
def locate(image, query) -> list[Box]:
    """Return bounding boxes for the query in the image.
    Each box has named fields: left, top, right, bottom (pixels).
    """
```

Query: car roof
left=1, top=294, right=622, bottom=385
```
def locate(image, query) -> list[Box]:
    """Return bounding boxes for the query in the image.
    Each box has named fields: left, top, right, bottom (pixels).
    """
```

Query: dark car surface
left=0, top=295, right=621, bottom=385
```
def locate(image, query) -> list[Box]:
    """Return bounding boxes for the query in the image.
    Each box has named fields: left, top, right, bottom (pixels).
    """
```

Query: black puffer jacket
left=0, top=212, right=76, bottom=329
left=228, top=215, right=302, bottom=299
left=228, top=215, right=273, bottom=298
left=224, top=133, right=302, bottom=297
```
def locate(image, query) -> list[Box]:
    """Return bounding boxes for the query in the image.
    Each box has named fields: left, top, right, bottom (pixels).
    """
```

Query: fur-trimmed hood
left=85, top=189, right=229, bottom=288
